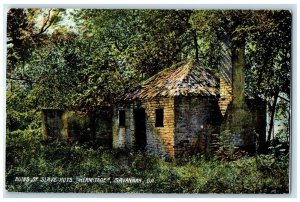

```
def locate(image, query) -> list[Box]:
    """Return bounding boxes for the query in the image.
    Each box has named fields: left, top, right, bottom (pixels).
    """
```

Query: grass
left=5, top=130, right=289, bottom=193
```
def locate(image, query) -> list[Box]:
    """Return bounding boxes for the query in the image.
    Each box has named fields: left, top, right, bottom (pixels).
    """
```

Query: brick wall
left=219, top=77, right=232, bottom=116
left=113, top=97, right=231, bottom=158
left=174, top=97, right=222, bottom=157
left=112, top=99, right=175, bottom=157
left=143, top=98, right=175, bottom=157
left=218, top=32, right=233, bottom=117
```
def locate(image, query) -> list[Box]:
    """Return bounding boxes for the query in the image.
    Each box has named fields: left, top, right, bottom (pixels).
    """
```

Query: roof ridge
left=173, top=60, right=194, bottom=90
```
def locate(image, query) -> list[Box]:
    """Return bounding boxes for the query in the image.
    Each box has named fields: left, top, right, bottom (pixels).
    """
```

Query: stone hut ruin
left=113, top=59, right=266, bottom=158
left=113, top=60, right=222, bottom=158
left=41, top=58, right=266, bottom=158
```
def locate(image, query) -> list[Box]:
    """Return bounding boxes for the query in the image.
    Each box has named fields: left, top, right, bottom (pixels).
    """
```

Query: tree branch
left=7, top=76, right=36, bottom=84
left=7, top=40, right=14, bottom=45
left=35, top=9, right=60, bottom=36
left=278, top=95, right=290, bottom=103
left=38, top=9, right=52, bottom=34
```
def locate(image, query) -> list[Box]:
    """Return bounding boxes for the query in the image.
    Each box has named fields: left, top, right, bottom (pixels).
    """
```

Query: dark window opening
left=155, top=108, right=164, bottom=127
left=119, top=110, right=125, bottom=127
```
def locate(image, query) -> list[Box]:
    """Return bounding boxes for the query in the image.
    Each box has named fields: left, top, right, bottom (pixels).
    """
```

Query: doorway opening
left=134, top=108, right=146, bottom=150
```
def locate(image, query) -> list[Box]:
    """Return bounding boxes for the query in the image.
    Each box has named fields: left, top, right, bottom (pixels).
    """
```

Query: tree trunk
left=267, top=89, right=280, bottom=143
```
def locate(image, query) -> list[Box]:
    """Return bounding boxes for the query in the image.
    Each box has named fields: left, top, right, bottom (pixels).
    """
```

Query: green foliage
left=7, top=8, right=65, bottom=76
left=6, top=133, right=289, bottom=193
left=7, top=9, right=290, bottom=118
left=6, top=81, right=41, bottom=131
left=6, top=9, right=291, bottom=194
left=74, top=9, right=196, bottom=77
left=191, top=10, right=291, bottom=143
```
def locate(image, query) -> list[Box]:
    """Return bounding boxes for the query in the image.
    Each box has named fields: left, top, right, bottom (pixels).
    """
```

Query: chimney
left=232, top=46, right=246, bottom=107
left=218, top=33, right=233, bottom=116
left=219, top=34, right=247, bottom=114
left=219, top=35, right=256, bottom=154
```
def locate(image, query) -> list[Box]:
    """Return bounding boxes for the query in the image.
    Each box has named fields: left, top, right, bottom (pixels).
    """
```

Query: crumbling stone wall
left=64, top=111, right=92, bottom=142
left=41, top=109, right=65, bottom=140
left=112, top=104, right=135, bottom=149
left=42, top=108, right=112, bottom=147
left=246, top=99, right=267, bottom=152
left=93, top=109, right=113, bottom=146
left=174, top=97, right=222, bottom=157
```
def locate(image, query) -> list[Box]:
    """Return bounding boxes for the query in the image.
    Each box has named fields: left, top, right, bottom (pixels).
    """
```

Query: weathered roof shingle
left=123, top=60, right=218, bottom=101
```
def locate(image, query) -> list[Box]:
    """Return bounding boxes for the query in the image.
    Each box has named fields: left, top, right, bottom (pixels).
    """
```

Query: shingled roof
left=123, top=59, right=219, bottom=101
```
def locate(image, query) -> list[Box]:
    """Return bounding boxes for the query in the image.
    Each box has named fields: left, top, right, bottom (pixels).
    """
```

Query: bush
left=5, top=131, right=289, bottom=193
